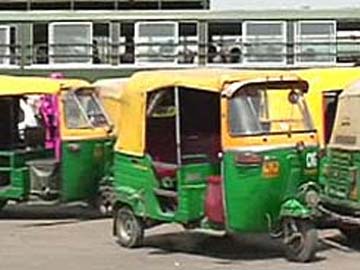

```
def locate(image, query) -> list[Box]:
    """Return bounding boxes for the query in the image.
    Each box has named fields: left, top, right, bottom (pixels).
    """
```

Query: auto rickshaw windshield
left=64, top=89, right=110, bottom=129
left=229, top=86, right=314, bottom=136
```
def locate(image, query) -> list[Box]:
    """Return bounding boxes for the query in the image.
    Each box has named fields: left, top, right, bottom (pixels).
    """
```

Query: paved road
left=0, top=204, right=359, bottom=270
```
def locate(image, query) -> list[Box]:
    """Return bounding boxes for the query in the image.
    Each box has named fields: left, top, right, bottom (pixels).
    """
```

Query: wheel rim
left=118, top=211, right=135, bottom=243
left=284, top=220, right=305, bottom=254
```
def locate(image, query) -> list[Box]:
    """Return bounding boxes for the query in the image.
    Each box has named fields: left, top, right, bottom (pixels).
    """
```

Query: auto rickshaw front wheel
left=283, top=218, right=318, bottom=262
left=115, top=206, right=144, bottom=248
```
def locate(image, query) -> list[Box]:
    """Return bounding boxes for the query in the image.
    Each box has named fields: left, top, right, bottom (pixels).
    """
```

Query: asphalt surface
left=0, top=204, right=359, bottom=270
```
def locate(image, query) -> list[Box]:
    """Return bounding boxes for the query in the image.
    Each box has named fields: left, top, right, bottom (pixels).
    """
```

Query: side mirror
left=288, top=90, right=300, bottom=104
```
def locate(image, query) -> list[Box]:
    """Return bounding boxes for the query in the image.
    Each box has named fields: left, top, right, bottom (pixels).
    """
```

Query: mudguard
left=280, top=199, right=311, bottom=218
left=112, top=186, right=146, bottom=236
left=280, top=182, right=320, bottom=219
left=114, top=186, right=146, bottom=216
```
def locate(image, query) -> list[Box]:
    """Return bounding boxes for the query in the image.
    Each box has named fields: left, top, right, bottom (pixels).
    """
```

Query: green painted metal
left=0, top=149, right=52, bottom=200
left=113, top=153, right=219, bottom=223
left=113, top=145, right=318, bottom=232
left=0, top=139, right=113, bottom=205
left=61, top=139, right=112, bottom=202
left=223, top=147, right=318, bottom=233
left=321, top=148, right=360, bottom=213
left=280, top=199, right=312, bottom=218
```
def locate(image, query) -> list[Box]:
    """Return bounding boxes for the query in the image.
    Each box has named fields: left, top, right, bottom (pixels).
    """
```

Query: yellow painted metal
left=294, top=67, right=360, bottom=147
left=0, top=75, right=89, bottom=96
left=113, top=68, right=306, bottom=156
left=93, top=78, right=128, bottom=134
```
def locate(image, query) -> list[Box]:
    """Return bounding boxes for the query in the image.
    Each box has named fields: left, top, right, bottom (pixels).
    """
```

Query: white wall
left=211, top=0, right=360, bottom=10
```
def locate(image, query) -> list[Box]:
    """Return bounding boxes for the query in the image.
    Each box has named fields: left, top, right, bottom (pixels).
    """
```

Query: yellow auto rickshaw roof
left=125, top=68, right=304, bottom=94
left=114, top=68, right=307, bottom=156
left=0, top=75, right=90, bottom=96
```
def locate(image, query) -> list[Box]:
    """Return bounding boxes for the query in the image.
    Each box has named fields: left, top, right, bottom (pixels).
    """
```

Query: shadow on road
left=143, top=230, right=327, bottom=262
left=0, top=203, right=104, bottom=221
left=320, top=231, right=360, bottom=252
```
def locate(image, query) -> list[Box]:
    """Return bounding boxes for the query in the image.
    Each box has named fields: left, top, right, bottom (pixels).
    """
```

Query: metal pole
left=174, top=87, right=182, bottom=165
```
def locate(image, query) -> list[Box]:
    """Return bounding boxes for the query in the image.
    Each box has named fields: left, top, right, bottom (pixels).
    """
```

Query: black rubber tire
left=283, top=219, right=318, bottom=263
left=115, top=206, right=144, bottom=248
left=93, top=194, right=112, bottom=217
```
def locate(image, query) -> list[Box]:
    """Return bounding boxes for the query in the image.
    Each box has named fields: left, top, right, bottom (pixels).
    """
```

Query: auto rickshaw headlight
left=305, top=190, right=320, bottom=207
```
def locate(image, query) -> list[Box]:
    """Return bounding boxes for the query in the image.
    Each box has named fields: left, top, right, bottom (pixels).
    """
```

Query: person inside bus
left=229, top=47, right=242, bottom=63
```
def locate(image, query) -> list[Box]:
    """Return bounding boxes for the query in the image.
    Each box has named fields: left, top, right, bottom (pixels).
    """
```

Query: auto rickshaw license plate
left=262, top=160, right=280, bottom=178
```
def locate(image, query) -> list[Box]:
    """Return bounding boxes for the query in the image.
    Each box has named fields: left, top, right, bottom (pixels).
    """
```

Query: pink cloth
left=39, top=95, right=61, bottom=160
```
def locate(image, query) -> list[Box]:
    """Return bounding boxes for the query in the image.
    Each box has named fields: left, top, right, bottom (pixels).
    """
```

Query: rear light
left=235, top=152, right=263, bottom=166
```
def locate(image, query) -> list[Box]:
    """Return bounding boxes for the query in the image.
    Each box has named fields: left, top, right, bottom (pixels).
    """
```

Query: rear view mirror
left=288, top=90, right=300, bottom=104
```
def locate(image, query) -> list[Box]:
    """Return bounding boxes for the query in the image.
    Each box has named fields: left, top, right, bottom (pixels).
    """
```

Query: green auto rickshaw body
left=0, top=75, right=113, bottom=207
left=111, top=69, right=320, bottom=261
left=222, top=146, right=319, bottom=233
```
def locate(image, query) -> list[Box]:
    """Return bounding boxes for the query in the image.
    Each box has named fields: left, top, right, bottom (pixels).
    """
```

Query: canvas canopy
left=93, top=78, right=128, bottom=100
left=93, top=78, right=129, bottom=132
left=113, top=68, right=306, bottom=156
left=0, top=75, right=90, bottom=96
left=329, top=79, right=360, bottom=150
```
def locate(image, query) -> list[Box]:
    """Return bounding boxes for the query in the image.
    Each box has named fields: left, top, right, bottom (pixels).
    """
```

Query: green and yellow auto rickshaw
left=0, top=75, right=113, bottom=211
left=111, top=69, right=320, bottom=262
left=318, top=79, right=360, bottom=245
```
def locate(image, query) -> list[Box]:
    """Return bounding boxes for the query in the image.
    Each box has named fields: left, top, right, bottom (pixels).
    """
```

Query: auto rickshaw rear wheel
left=115, top=206, right=144, bottom=248
left=283, top=218, right=318, bottom=262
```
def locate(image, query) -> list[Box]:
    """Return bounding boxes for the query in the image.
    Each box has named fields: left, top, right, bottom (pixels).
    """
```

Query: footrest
left=154, top=188, right=178, bottom=198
